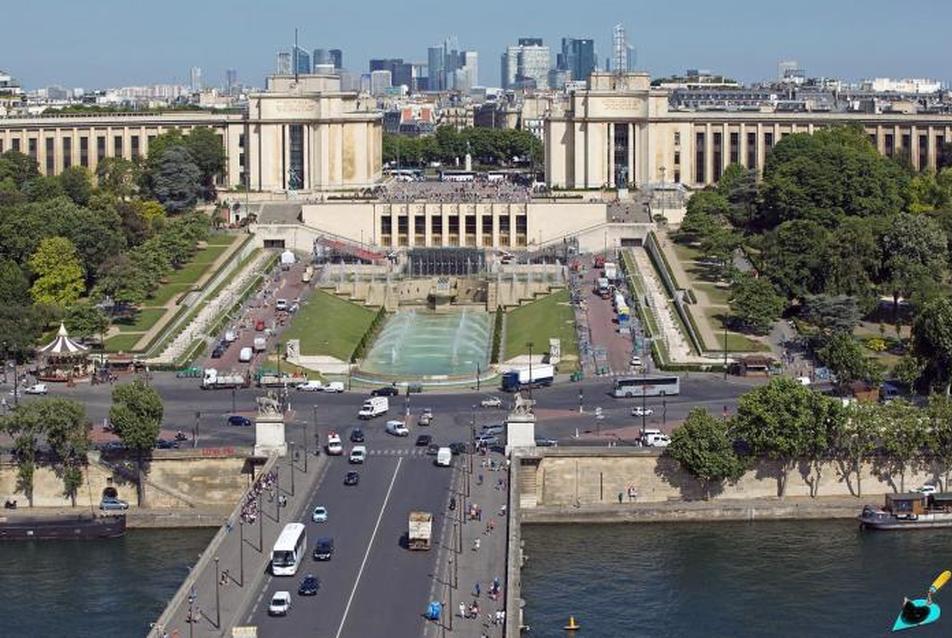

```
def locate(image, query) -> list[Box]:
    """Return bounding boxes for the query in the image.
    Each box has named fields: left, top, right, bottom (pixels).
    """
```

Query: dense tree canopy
left=668, top=408, right=745, bottom=493
left=383, top=126, right=543, bottom=168
left=728, top=273, right=784, bottom=334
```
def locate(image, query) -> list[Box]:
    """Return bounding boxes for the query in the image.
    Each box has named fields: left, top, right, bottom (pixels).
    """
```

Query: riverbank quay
left=0, top=506, right=234, bottom=529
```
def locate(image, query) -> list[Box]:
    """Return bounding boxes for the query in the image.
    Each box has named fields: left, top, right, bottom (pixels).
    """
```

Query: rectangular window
left=901, top=133, right=911, bottom=156
left=938, top=136, right=946, bottom=167
left=448, top=215, right=459, bottom=236
left=114, top=135, right=123, bottom=157
left=884, top=133, right=894, bottom=157
left=695, top=132, right=705, bottom=183
left=130, top=135, right=140, bottom=160
left=920, top=135, right=929, bottom=170
left=97, top=136, right=106, bottom=161
left=869, top=133, right=878, bottom=147
left=674, top=132, right=681, bottom=146
left=764, top=132, right=774, bottom=149
left=381, top=216, right=393, bottom=236
left=673, top=151, right=680, bottom=166
left=674, top=170, right=681, bottom=183
left=27, top=138, right=35, bottom=158
left=431, top=215, right=443, bottom=238
left=46, top=138, right=55, bottom=174
left=288, top=125, right=304, bottom=189
left=239, top=133, right=246, bottom=148
left=499, top=215, right=510, bottom=237
left=747, top=132, right=757, bottom=169
left=414, top=215, right=426, bottom=245
left=80, top=137, right=89, bottom=167
left=515, top=215, right=527, bottom=246
left=729, top=132, right=739, bottom=165
left=11, top=139, right=20, bottom=153
left=62, top=137, right=72, bottom=169
left=0, top=139, right=3, bottom=154
left=712, top=132, right=723, bottom=182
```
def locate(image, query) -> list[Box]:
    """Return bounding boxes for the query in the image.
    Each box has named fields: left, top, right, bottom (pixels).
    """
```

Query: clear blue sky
left=5, top=0, right=951, bottom=89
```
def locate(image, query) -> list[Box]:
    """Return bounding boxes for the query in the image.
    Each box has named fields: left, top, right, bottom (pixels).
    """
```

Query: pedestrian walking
left=473, top=538, right=481, bottom=551
left=459, top=602, right=466, bottom=618
left=473, top=582, right=481, bottom=597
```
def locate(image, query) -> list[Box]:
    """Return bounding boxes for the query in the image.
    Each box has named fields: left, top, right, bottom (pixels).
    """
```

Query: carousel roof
left=39, top=323, right=88, bottom=355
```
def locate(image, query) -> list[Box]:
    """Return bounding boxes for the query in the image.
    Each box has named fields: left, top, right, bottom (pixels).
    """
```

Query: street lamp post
left=526, top=341, right=534, bottom=401
left=303, top=413, right=309, bottom=473
left=239, top=519, right=244, bottom=587
left=193, top=411, right=201, bottom=449
left=289, top=442, right=296, bottom=496
left=312, top=405, right=320, bottom=460
left=641, top=363, right=647, bottom=433
left=722, top=320, right=729, bottom=380
left=214, top=556, right=221, bottom=628
left=231, top=387, right=236, bottom=414
left=257, top=493, right=263, bottom=551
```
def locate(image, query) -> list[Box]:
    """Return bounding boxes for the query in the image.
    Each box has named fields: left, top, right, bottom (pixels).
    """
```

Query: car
left=268, top=591, right=292, bottom=616
left=223, top=329, right=237, bottom=343
left=326, top=433, right=343, bottom=455
left=344, top=471, right=360, bottom=486
left=275, top=298, right=289, bottom=312
left=349, top=445, right=366, bottom=464
left=254, top=319, right=266, bottom=331
left=99, top=497, right=129, bottom=511
left=371, top=386, right=400, bottom=397
left=417, top=409, right=433, bottom=426
left=535, top=437, right=559, bottom=447
left=24, top=383, right=47, bottom=395
left=630, top=355, right=643, bottom=368
left=298, top=574, right=320, bottom=596
left=416, top=434, right=432, bottom=447
left=324, top=381, right=345, bottom=393
left=297, top=381, right=323, bottom=392
left=631, top=406, right=653, bottom=417
left=98, top=441, right=127, bottom=452
left=311, top=505, right=328, bottom=523
left=426, top=443, right=440, bottom=455
left=917, top=485, right=938, bottom=496
left=210, top=346, right=224, bottom=359
left=475, top=434, right=499, bottom=447
left=312, top=537, right=334, bottom=561
left=480, top=396, right=502, bottom=408
left=480, top=424, right=505, bottom=437
left=385, top=420, right=409, bottom=437
left=155, top=439, right=179, bottom=450
left=227, top=415, right=252, bottom=427
left=350, top=427, right=365, bottom=443
left=449, top=442, right=468, bottom=455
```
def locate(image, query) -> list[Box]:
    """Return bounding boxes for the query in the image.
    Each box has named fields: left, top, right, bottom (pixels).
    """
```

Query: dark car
left=415, top=434, right=432, bottom=447
left=210, top=346, right=224, bottom=359
left=298, top=574, right=320, bottom=596
left=344, top=471, right=360, bottom=486
left=426, top=443, right=440, bottom=456
left=371, top=386, right=399, bottom=397
left=449, top=442, right=468, bottom=455
left=227, top=415, right=252, bottom=427
left=535, top=437, right=559, bottom=447
left=155, top=439, right=179, bottom=450
left=312, top=537, right=334, bottom=561
left=350, top=427, right=365, bottom=443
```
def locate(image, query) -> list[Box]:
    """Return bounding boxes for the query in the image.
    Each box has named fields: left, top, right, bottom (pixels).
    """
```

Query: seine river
left=0, top=528, right=214, bottom=638
left=522, top=520, right=952, bottom=637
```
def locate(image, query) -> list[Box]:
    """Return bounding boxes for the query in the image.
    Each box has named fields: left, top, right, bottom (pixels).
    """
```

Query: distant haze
left=5, top=0, right=951, bottom=89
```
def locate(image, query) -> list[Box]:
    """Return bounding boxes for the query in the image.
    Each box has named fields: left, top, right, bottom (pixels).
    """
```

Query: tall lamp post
left=214, top=556, right=221, bottom=628
left=526, top=341, right=534, bottom=401
left=238, top=519, right=245, bottom=587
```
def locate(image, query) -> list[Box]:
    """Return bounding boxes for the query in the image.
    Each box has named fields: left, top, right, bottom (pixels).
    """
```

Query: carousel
left=36, top=323, right=92, bottom=382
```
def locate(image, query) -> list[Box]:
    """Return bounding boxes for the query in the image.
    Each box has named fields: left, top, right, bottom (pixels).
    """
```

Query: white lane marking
left=334, top=457, right=403, bottom=638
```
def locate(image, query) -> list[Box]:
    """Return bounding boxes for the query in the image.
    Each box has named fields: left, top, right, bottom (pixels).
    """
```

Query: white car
left=275, top=298, right=289, bottom=312
left=324, top=381, right=345, bottom=393
left=631, top=406, right=653, bottom=417
left=268, top=591, right=291, bottom=616
left=326, top=433, right=343, bottom=455
left=480, top=396, right=502, bottom=408
left=24, top=383, right=48, bottom=395
left=312, top=505, right=328, bottom=523
left=630, top=356, right=643, bottom=368
left=385, top=420, right=409, bottom=437
left=349, top=445, right=367, bottom=464
left=297, top=381, right=323, bottom=392
left=917, top=485, right=938, bottom=496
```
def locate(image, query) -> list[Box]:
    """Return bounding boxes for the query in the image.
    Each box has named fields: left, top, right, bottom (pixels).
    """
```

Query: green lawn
left=148, top=283, right=192, bottom=306
left=281, top=290, right=377, bottom=361
left=694, top=282, right=731, bottom=307
left=504, top=289, right=579, bottom=367
left=205, top=233, right=239, bottom=246
left=114, top=307, right=166, bottom=333
left=704, top=308, right=771, bottom=353
left=104, top=333, right=143, bottom=353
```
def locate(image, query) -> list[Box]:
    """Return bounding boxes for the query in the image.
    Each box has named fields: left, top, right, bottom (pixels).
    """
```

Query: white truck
left=358, top=396, right=389, bottom=419
left=408, top=511, right=433, bottom=551
left=202, top=368, right=247, bottom=390
left=501, top=364, right=555, bottom=392
left=258, top=373, right=307, bottom=388
left=604, top=261, right=618, bottom=282
left=253, top=336, right=267, bottom=353
left=302, top=266, right=314, bottom=283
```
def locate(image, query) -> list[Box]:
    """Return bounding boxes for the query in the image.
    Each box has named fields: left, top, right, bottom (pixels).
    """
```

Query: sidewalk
left=150, top=449, right=329, bottom=638
left=426, top=448, right=510, bottom=637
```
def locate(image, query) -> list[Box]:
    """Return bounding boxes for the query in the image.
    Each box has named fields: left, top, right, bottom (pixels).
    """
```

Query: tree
left=24, top=175, right=65, bottom=202
left=109, top=379, right=163, bottom=506
left=184, top=127, right=227, bottom=200
left=63, top=302, right=108, bottom=342
left=912, top=297, right=952, bottom=395
left=732, top=377, right=836, bottom=496
left=893, top=354, right=924, bottom=390
left=881, top=212, right=948, bottom=312
left=32, top=398, right=89, bottom=506
left=760, top=220, right=832, bottom=299
left=801, top=294, right=862, bottom=338
left=0, top=150, right=39, bottom=189
left=58, top=166, right=93, bottom=206
left=0, top=258, right=31, bottom=305
left=927, top=395, right=952, bottom=490
left=95, top=157, right=140, bottom=199
left=717, top=164, right=759, bottom=229
left=818, top=332, right=875, bottom=393
left=92, top=254, right=155, bottom=306
left=148, top=146, right=202, bottom=212
left=880, top=399, right=928, bottom=492
left=667, top=408, right=746, bottom=496
left=4, top=403, right=45, bottom=506
left=826, top=217, right=882, bottom=305
left=836, top=402, right=883, bottom=497
left=28, top=236, right=85, bottom=307
left=728, top=273, right=784, bottom=334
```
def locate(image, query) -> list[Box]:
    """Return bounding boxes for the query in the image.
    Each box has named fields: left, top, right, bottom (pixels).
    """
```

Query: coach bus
left=271, top=523, right=307, bottom=576
left=613, top=375, right=681, bottom=398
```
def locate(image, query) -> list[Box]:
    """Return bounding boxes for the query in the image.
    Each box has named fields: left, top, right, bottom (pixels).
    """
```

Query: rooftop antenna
left=612, top=23, right=627, bottom=75
left=294, top=28, right=299, bottom=82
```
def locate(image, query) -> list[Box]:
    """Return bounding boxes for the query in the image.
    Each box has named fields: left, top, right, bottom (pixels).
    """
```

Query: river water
left=522, top=520, right=952, bottom=638
left=0, top=528, right=214, bottom=638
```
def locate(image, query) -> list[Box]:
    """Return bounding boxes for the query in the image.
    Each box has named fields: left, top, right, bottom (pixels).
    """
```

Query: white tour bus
left=271, top=523, right=307, bottom=576
left=613, top=375, right=681, bottom=398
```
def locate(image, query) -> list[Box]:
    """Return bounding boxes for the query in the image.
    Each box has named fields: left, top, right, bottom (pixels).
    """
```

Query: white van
left=358, top=396, right=389, bottom=419
left=326, top=432, right=343, bottom=455
left=253, top=336, right=267, bottom=352
left=640, top=428, right=671, bottom=448
left=349, top=445, right=367, bottom=464
left=223, top=329, right=237, bottom=343
left=238, top=346, right=253, bottom=362
left=324, top=381, right=345, bottom=393
left=436, top=447, right=452, bottom=467
left=385, top=420, right=409, bottom=437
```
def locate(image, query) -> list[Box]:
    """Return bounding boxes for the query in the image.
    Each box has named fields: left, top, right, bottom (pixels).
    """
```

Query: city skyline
left=4, top=0, right=952, bottom=89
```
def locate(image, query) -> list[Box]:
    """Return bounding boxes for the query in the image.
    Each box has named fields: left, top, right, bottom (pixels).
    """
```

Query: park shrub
left=865, top=338, right=888, bottom=353
left=350, top=306, right=387, bottom=363
left=490, top=307, right=503, bottom=364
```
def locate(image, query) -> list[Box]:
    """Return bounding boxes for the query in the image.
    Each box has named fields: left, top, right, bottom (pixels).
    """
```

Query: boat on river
left=859, top=492, right=952, bottom=530
left=0, top=512, right=126, bottom=540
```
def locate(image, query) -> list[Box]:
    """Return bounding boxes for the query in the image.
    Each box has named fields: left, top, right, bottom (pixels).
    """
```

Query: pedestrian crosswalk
left=366, top=448, right=432, bottom=457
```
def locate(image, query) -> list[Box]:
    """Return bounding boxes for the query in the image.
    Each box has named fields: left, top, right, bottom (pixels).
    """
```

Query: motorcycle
left=449, top=497, right=456, bottom=511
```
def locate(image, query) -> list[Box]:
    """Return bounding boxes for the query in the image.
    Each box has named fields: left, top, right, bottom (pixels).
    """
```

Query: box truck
left=501, top=364, right=555, bottom=392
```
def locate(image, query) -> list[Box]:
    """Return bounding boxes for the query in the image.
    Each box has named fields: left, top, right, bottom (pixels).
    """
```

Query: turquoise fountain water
left=359, top=309, right=492, bottom=379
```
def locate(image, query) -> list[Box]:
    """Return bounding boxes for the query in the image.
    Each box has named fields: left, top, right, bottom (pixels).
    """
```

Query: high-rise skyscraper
left=329, top=49, right=343, bottom=70
left=313, top=48, right=344, bottom=72
left=370, top=70, right=392, bottom=96
left=189, top=66, right=203, bottom=92
left=225, top=69, right=238, bottom=94
left=427, top=38, right=477, bottom=92
left=558, top=38, right=596, bottom=82
left=501, top=38, right=550, bottom=89
left=292, top=46, right=311, bottom=76
left=427, top=47, right=444, bottom=91
left=277, top=52, right=291, bottom=75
